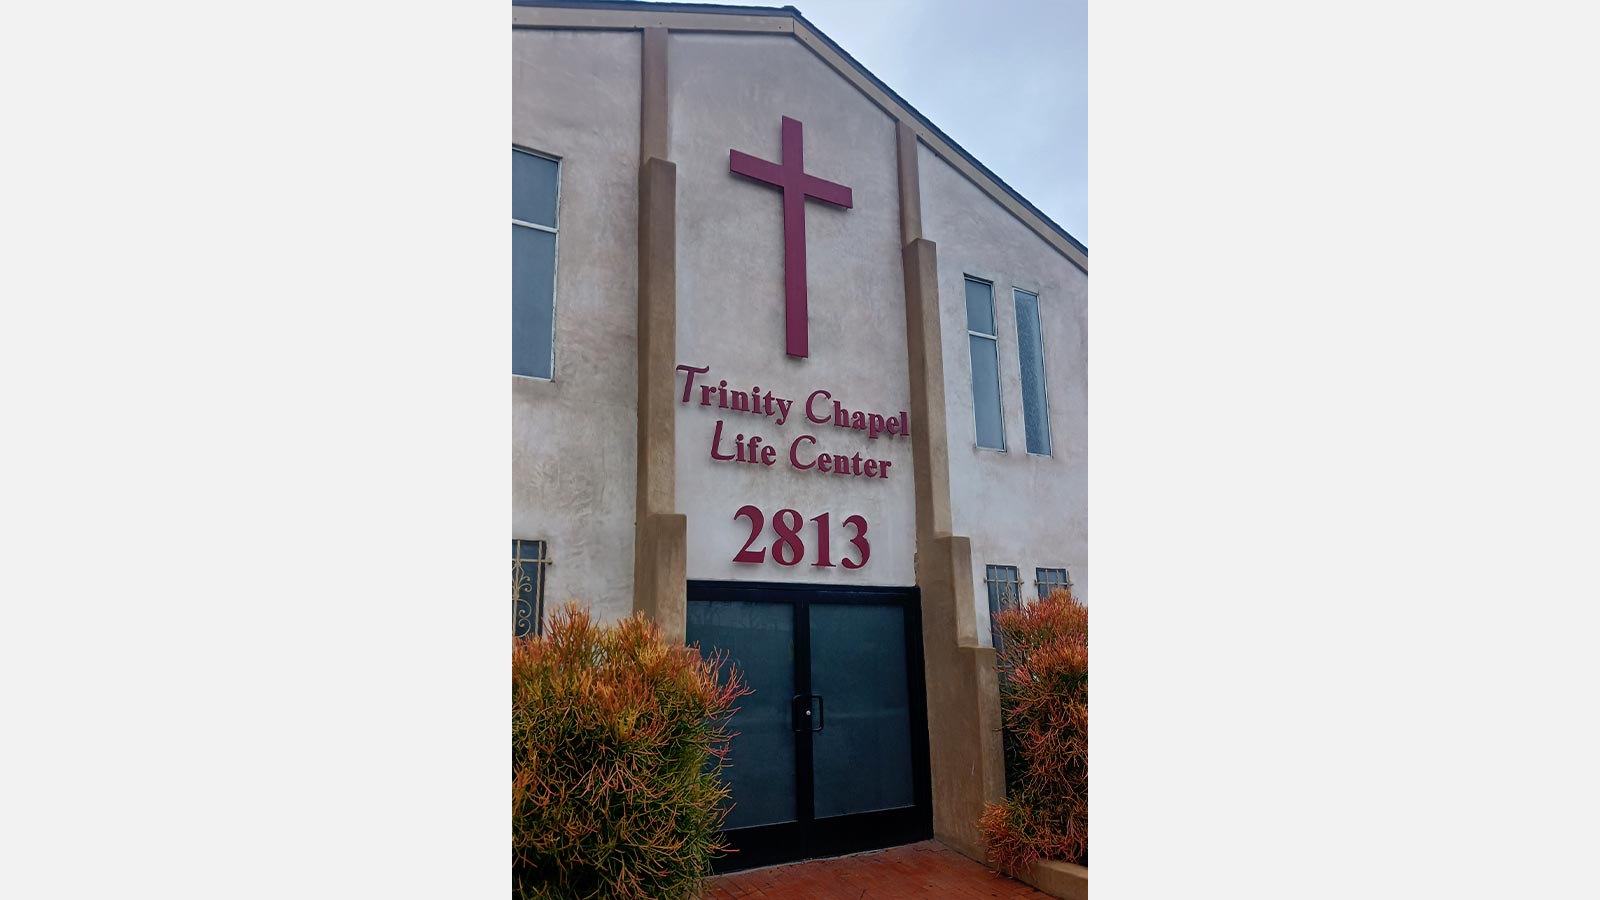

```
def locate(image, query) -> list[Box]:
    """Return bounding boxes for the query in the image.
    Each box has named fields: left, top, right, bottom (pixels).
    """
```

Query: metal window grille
left=1035, top=567, right=1073, bottom=600
left=513, top=539, right=552, bottom=638
left=985, top=565, right=1022, bottom=650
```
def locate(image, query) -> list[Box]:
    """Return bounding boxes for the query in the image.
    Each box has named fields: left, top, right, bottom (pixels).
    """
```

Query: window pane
left=1014, top=290, right=1051, bottom=455
left=513, top=560, right=536, bottom=637
left=686, top=599, right=798, bottom=830
left=969, top=334, right=1004, bottom=449
left=513, top=225, right=556, bottom=378
left=512, top=149, right=559, bottom=228
left=987, top=576, right=1003, bottom=630
left=986, top=565, right=1020, bottom=650
left=513, top=540, right=546, bottom=638
left=1037, top=567, right=1069, bottom=600
left=964, top=277, right=995, bottom=335
left=809, top=603, right=915, bottom=818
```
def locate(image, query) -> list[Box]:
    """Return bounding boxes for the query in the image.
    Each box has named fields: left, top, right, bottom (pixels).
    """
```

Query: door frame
left=688, top=579, right=933, bottom=873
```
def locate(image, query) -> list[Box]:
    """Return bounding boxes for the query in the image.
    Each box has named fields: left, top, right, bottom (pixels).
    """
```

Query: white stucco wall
left=512, top=29, right=641, bottom=622
left=918, top=144, right=1088, bottom=644
left=512, top=25, right=1086, bottom=627
left=668, top=32, right=917, bottom=586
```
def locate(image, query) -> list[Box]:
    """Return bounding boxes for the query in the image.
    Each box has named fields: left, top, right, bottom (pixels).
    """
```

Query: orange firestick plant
left=981, top=588, right=1089, bottom=874
left=512, top=603, right=750, bottom=900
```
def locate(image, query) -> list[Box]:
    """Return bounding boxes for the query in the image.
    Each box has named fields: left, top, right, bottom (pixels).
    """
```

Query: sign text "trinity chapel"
left=676, top=364, right=908, bottom=480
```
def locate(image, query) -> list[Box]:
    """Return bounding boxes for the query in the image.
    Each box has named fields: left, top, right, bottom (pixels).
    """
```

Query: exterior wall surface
left=918, top=144, right=1088, bottom=643
left=512, top=3, right=1086, bottom=873
left=668, top=32, right=916, bottom=586
left=512, top=29, right=642, bottom=622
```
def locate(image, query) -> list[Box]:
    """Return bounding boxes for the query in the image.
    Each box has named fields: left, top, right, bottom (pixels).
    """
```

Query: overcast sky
left=737, top=0, right=1088, bottom=245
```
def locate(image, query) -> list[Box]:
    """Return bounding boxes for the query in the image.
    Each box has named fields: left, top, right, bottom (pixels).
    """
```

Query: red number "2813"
left=732, top=506, right=869, bottom=569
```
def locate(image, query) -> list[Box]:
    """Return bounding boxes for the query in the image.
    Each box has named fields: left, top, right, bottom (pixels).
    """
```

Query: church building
left=513, top=0, right=1086, bottom=870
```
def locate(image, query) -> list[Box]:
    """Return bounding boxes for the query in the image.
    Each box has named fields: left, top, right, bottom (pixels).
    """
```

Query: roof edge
left=512, top=0, right=1088, bottom=266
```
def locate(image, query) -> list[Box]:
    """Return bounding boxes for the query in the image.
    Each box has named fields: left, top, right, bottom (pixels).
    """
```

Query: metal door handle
left=791, top=694, right=825, bottom=733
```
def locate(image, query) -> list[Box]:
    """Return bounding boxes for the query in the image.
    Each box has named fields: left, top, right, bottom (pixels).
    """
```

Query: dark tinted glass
left=964, top=277, right=995, bottom=335
left=987, top=565, right=1020, bottom=649
left=512, top=540, right=545, bottom=637
left=687, top=599, right=798, bottom=830
left=969, top=334, right=1004, bottom=449
left=512, top=149, right=559, bottom=228
left=513, top=225, right=556, bottom=378
left=1037, top=567, right=1070, bottom=599
left=809, top=603, right=914, bottom=818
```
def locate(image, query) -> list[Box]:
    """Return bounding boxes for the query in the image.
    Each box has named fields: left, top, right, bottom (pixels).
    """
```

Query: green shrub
left=980, top=588, right=1088, bottom=874
left=512, top=602, right=749, bottom=900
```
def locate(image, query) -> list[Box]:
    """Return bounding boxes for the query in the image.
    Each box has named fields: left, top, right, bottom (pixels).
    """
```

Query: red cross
left=730, top=116, right=853, bottom=359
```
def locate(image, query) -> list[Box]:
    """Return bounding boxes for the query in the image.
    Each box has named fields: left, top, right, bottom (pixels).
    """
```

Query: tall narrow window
left=985, top=564, right=1021, bottom=649
left=1014, top=289, right=1051, bottom=455
left=513, top=147, right=559, bottom=379
left=513, top=539, right=551, bottom=637
left=1036, top=567, right=1072, bottom=600
left=966, top=277, right=1005, bottom=450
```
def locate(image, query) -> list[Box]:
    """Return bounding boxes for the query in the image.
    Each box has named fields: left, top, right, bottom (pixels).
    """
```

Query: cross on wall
left=729, top=116, right=853, bottom=359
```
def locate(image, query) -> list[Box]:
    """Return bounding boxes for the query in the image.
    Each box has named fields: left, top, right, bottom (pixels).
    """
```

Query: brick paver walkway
left=702, top=840, right=1050, bottom=899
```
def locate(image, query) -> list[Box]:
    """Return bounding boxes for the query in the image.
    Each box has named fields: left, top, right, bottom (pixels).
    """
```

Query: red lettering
left=867, top=413, right=885, bottom=439
left=811, top=512, right=834, bottom=567
left=772, top=508, right=804, bottom=566
left=863, top=459, right=878, bottom=478
left=676, top=363, right=710, bottom=403
left=878, top=459, right=892, bottom=479
left=733, top=505, right=765, bottom=563
left=789, top=434, right=818, bottom=469
left=842, top=514, right=870, bottom=569
left=710, top=419, right=736, bottom=461
left=806, top=389, right=831, bottom=424
left=724, top=506, right=869, bottom=571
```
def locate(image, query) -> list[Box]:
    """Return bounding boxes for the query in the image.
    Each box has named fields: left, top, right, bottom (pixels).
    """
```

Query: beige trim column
left=898, top=122, right=1006, bottom=862
left=632, top=27, right=687, bottom=642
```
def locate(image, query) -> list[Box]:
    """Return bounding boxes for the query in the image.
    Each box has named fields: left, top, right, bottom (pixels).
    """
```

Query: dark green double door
left=687, top=580, right=932, bottom=872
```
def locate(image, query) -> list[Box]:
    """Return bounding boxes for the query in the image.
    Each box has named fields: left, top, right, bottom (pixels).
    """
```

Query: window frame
left=512, top=145, right=561, bottom=382
left=1035, top=566, right=1072, bottom=600
left=1012, top=286, right=1053, bottom=457
left=964, top=274, right=1007, bottom=452
left=513, top=538, right=552, bottom=637
left=984, top=564, right=1022, bottom=649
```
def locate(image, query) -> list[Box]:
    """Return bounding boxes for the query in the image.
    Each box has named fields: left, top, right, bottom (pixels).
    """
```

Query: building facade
left=513, top=0, right=1086, bottom=870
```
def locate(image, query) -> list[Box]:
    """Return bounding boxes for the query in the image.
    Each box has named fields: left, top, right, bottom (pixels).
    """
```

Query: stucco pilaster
left=902, top=238, right=953, bottom=542
left=896, top=121, right=922, bottom=246
left=631, top=31, right=686, bottom=641
left=917, top=535, right=1005, bottom=860
left=899, top=133, right=1004, bottom=862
